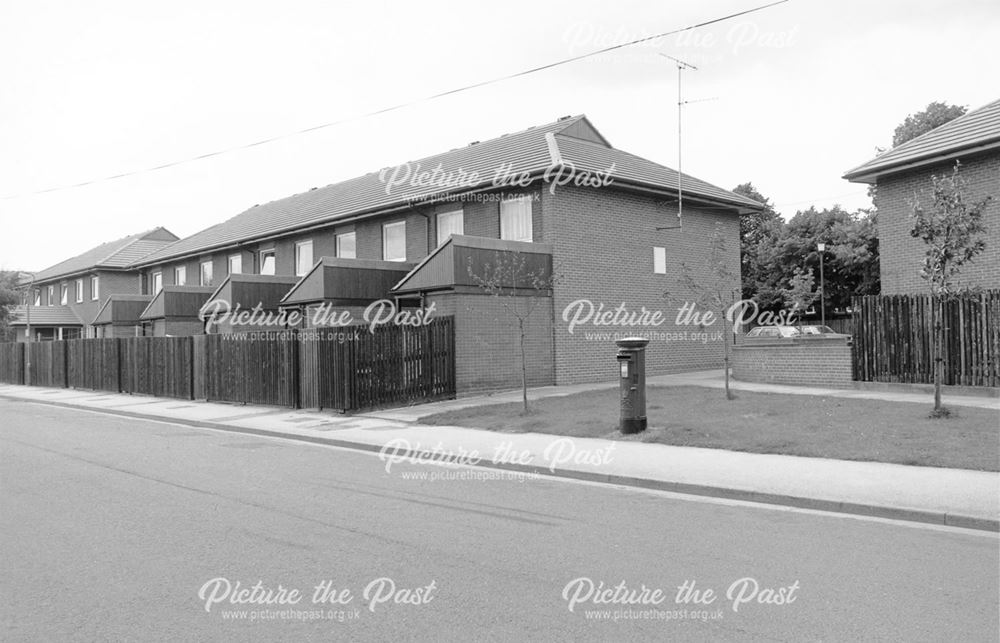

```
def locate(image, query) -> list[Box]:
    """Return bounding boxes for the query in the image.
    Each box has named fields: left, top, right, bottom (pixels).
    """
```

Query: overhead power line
left=2, top=0, right=788, bottom=200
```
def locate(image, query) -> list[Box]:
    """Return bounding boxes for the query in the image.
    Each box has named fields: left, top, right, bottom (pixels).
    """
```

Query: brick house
left=844, top=98, right=1000, bottom=294
left=12, top=228, right=178, bottom=341
left=131, top=115, right=761, bottom=388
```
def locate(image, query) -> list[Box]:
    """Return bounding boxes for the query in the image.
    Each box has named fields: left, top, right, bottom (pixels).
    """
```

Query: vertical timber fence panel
left=852, top=291, right=1000, bottom=387
left=0, top=342, right=24, bottom=384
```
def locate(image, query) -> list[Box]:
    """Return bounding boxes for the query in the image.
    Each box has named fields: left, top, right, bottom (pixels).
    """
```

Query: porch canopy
left=392, top=235, right=554, bottom=296
left=139, top=286, right=215, bottom=322
left=202, top=274, right=300, bottom=312
left=280, top=257, right=415, bottom=307
left=91, top=294, right=152, bottom=328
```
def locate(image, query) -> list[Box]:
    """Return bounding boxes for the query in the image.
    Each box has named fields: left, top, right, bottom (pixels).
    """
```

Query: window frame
left=436, top=209, right=464, bottom=246
left=90, top=275, right=99, bottom=301
left=174, top=266, right=187, bottom=286
left=47, top=285, right=54, bottom=307
left=151, top=272, right=163, bottom=295
left=33, top=289, right=40, bottom=306
left=335, top=232, right=357, bottom=259
left=200, top=261, right=213, bottom=287
left=259, top=250, right=276, bottom=275
left=60, top=283, right=68, bottom=305
left=653, top=247, right=667, bottom=274
left=294, top=240, right=314, bottom=276
left=75, top=279, right=83, bottom=303
left=499, top=195, right=533, bottom=242
left=228, top=254, right=242, bottom=275
left=382, top=221, right=407, bottom=262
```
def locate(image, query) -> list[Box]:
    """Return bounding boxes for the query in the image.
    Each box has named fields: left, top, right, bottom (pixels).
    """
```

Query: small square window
left=336, top=233, right=356, bottom=259
left=436, top=210, right=464, bottom=246
left=228, top=254, right=242, bottom=275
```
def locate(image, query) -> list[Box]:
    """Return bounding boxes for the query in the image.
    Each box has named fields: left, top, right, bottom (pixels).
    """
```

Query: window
left=33, top=289, right=40, bottom=306
left=75, top=279, right=83, bottom=303
left=152, top=272, right=163, bottom=295
left=47, top=286, right=54, bottom=306
left=436, top=210, right=464, bottom=246
left=295, top=240, right=314, bottom=276
left=382, top=221, right=406, bottom=262
left=200, top=261, right=213, bottom=287
left=60, top=284, right=68, bottom=305
left=653, top=247, right=666, bottom=274
left=90, top=275, right=99, bottom=300
left=174, top=266, right=187, bottom=286
left=336, top=233, right=356, bottom=259
left=500, top=195, right=533, bottom=242
left=259, top=250, right=275, bottom=275
left=228, top=254, right=242, bottom=275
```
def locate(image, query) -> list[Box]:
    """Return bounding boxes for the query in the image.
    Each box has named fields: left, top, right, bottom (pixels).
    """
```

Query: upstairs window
left=75, top=279, right=83, bottom=303
left=336, top=232, right=356, bottom=259
left=33, top=289, right=40, bottom=306
left=174, top=266, right=187, bottom=286
left=47, top=285, right=54, bottom=307
left=90, top=275, right=99, bottom=300
left=152, top=272, right=163, bottom=295
left=436, top=210, right=464, bottom=246
left=382, top=221, right=406, bottom=262
left=259, top=250, right=275, bottom=275
left=60, top=284, right=68, bottom=305
left=295, top=240, right=313, bottom=276
left=228, top=254, right=242, bottom=275
left=500, top=195, right=533, bottom=242
left=200, top=261, right=213, bottom=287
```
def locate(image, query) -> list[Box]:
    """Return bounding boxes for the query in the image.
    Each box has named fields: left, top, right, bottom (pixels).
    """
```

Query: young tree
left=670, top=222, right=739, bottom=400
left=0, top=271, right=23, bottom=342
left=910, top=162, right=991, bottom=417
left=467, top=252, right=558, bottom=413
left=781, top=267, right=819, bottom=330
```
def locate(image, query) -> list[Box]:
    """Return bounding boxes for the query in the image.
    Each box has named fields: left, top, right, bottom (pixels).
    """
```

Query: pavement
left=1, top=370, right=997, bottom=532
left=5, top=400, right=997, bottom=641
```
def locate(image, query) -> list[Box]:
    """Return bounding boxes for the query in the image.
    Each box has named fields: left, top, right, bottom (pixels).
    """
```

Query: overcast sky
left=1, top=0, right=997, bottom=272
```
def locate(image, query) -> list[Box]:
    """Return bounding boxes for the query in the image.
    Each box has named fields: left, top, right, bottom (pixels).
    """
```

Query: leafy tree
left=892, top=102, right=966, bottom=147
left=671, top=222, right=739, bottom=400
left=732, top=183, right=785, bottom=309
left=467, top=252, right=558, bottom=413
left=910, top=162, right=991, bottom=417
left=0, top=271, right=23, bottom=342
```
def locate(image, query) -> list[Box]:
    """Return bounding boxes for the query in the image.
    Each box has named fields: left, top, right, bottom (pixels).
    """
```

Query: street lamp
left=817, top=242, right=826, bottom=328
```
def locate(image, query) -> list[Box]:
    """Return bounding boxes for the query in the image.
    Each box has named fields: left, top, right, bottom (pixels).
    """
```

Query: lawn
left=418, top=386, right=1000, bottom=471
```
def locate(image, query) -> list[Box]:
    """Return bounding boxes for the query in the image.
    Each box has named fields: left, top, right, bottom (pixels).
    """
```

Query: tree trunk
left=519, top=317, right=528, bottom=413
left=723, top=323, right=733, bottom=400
left=933, top=295, right=943, bottom=412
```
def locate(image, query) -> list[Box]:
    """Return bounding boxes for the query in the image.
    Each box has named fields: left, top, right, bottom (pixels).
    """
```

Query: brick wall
left=428, top=292, right=555, bottom=393
left=732, top=337, right=852, bottom=387
left=876, top=153, right=999, bottom=294
left=544, top=184, right=742, bottom=385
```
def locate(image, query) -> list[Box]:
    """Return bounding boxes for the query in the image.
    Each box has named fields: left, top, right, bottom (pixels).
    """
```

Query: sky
left=1, top=0, right=998, bottom=272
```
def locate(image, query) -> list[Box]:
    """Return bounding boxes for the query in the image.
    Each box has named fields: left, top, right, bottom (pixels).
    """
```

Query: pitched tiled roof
left=9, top=306, right=83, bottom=326
left=136, top=116, right=762, bottom=266
left=844, top=99, right=1000, bottom=183
left=24, top=227, right=179, bottom=284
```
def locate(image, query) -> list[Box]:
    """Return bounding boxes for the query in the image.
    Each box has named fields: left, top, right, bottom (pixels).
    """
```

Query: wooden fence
left=0, top=317, right=456, bottom=410
left=852, top=291, right=1000, bottom=387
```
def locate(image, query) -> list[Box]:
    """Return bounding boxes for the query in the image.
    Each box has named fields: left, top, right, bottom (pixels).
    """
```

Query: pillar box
left=615, top=337, right=649, bottom=434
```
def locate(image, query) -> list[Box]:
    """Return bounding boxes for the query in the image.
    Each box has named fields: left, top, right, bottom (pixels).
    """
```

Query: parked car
left=745, top=325, right=801, bottom=339
left=800, top=325, right=853, bottom=344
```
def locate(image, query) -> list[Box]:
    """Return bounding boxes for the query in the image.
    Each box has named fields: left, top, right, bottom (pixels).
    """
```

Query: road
left=1, top=397, right=997, bottom=641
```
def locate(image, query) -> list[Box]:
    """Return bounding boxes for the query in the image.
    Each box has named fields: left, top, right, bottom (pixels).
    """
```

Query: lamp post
left=817, top=242, right=826, bottom=328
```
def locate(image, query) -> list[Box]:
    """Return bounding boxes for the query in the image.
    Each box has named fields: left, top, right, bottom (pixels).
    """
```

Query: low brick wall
left=732, top=336, right=852, bottom=388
